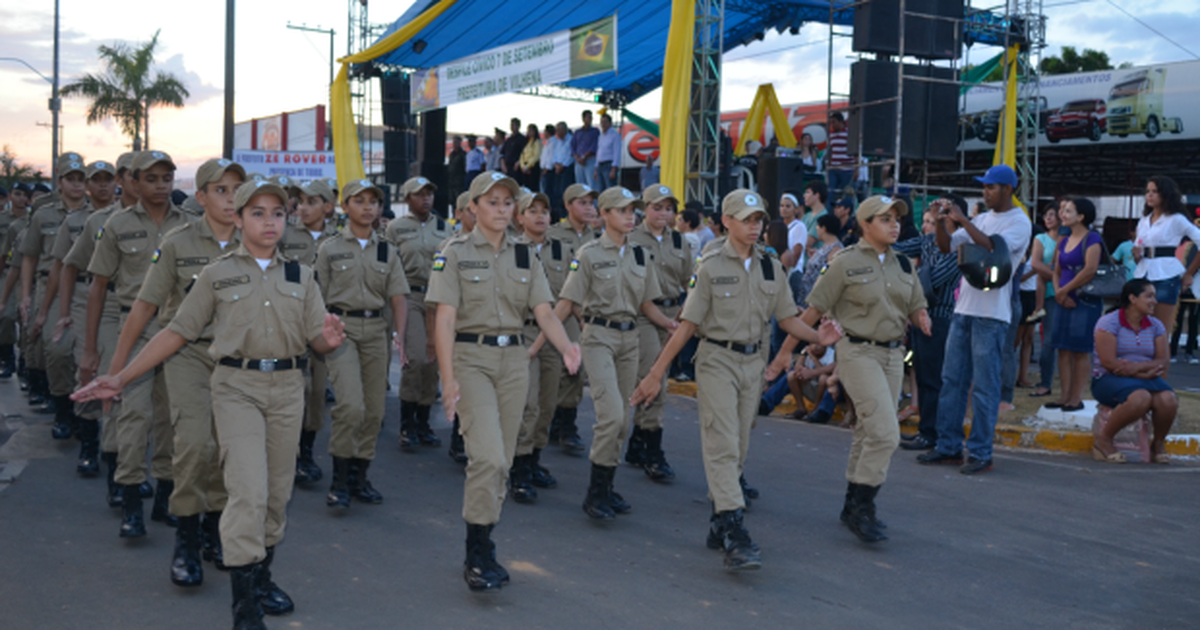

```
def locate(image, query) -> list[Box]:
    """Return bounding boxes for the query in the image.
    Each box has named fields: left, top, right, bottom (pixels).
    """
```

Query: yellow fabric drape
left=991, top=44, right=1026, bottom=211
left=735, top=84, right=797, bottom=156
left=330, top=0, right=459, bottom=195
left=659, top=0, right=695, bottom=199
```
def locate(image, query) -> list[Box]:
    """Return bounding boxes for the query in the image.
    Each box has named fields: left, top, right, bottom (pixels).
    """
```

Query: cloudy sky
left=1, top=0, right=1197, bottom=179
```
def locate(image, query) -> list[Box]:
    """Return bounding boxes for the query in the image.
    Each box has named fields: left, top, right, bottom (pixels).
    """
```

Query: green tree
left=1040, top=46, right=1116, bottom=75
left=60, top=30, right=189, bottom=151
left=0, top=145, right=47, bottom=189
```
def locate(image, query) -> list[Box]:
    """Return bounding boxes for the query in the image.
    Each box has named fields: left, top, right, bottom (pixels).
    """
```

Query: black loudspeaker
left=380, top=74, right=412, bottom=130
left=414, top=108, right=448, bottom=214
left=384, top=129, right=416, bottom=184
left=848, top=60, right=957, bottom=161
left=756, top=157, right=812, bottom=219
left=853, top=0, right=963, bottom=60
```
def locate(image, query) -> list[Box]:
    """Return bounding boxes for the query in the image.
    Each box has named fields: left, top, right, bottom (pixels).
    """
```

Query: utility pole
left=287, top=23, right=336, bottom=90
left=223, top=0, right=235, bottom=159
left=51, top=0, right=61, bottom=181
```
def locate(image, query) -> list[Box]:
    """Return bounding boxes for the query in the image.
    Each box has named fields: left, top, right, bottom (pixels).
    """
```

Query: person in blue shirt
left=1112, top=226, right=1138, bottom=282
left=571, top=110, right=600, bottom=188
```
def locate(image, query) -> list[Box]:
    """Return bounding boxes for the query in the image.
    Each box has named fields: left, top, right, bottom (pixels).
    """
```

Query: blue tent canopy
left=371, top=0, right=853, bottom=101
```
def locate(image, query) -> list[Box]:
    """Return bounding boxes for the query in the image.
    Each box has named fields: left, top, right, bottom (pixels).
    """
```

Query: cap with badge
left=233, top=180, right=290, bottom=212
left=519, top=189, right=550, bottom=212
left=597, top=186, right=645, bottom=211
left=721, top=188, right=767, bottom=220
left=468, top=171, right=520, bottom=201
left=855, top=195, right=909, bottom=223
left=268, top=174, right=301, bottom=193
left=641, top=184, right=678, bottom=206
left=132, top=150, right=176, bottom=173
left=562, top=182, right=598, bottom=206
left=455, top=191, right=472, bottom=212
left=400, top=176, right=437, bottom=198
left=58, top=153, right=87, bottom=178
left=299, top=179, right=336, bottom=203
left=195, top=158, right=247, bottom=190
left=247, top=172, right=270, bottom=183
left=115, top=152, right=136, bottom=174
left=341, top=178, right=385, bottom=204
left=86, top=160, right=117, bottom=179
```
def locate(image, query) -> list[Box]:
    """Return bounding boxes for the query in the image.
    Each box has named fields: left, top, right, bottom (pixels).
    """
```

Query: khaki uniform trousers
left=91, top=298, right=122, bottom=452
left=556, top=316, right=586, bottom=410
left=835, top=339, right=904, bottom=487
left=302, top=350, right=329, bottom=433
left=25, top=280, right=45, bottom=371
left=327, top=317, right=389, bottom=461
left=456, top=342, right=529, bottom=525
left=581, top=324, right=639, bottom=467
left=164, top=340, right=227, bottom=516
left=696, top=342, right=764, bottom=512
left=632, top=304, right=680, bottom=431
left=211, top=365, right=304, bottom=568
left=113, top=315, right=173, bottom=485
left=516, top=322, right=562, bottom=457
left=44, top=284, right=81, bottom=397
left=399, top=293, right=439, bottom=406
left=0, top=282, right=18, bottom=346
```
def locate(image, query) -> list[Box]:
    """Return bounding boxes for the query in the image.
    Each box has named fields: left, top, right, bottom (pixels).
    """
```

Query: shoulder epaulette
left=671, top=231, right=682, bottom=249
left=515, top=243, right=530, bottom=269
left=633, top=245, right=645, bottom=266
left=377, top=240, right=389, bottom=263
left=284, top=260, right=301, bottom=283
left=896, top=253, right=912, bottom=274
left=550, top=239, right=563, bottom=261
left=436, top=217, right=446, bottom=231
left=760, top=254, right=775, bottom=281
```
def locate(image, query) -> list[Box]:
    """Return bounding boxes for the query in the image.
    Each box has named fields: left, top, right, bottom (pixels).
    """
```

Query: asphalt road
left=1, top=374, right=1198, bottom=630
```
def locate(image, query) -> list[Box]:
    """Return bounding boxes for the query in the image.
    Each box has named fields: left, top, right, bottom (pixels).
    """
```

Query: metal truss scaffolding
left=686, top=0, right=725, bottom=212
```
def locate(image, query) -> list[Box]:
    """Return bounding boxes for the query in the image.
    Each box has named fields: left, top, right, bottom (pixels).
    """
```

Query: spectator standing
left=1029, top=202, right=1061, bottom=398
left=797, top=132, right=822, bottom=175
left=539, top=124, right=558, bottom=196
left=1132, top=175, right=1200, bottom=334
left=465, top=135, right=485, bottom=186
left=447, top=135, right=467, bottom=207
left=1111, top=226, right=1138, bottom=281
left=551, top=123, right=575, bottom=218
left=639, top=157, right=661, bottom=190
left=832, top=196, right=858, bottom=247
left=485, top=131, right=504, bottom=172
left=517, top=124, right=542, bottom=191
left=1169, top=241, right=1200, bottom=363
left=500, top=118, right=527, bottom=177
left=800, top=180, right=828, bottom=249
left=675, top=207, right=703, bottom=253
left=825, top=113, right=855, bottom=194
left=595, top=113, right=623, bottom=191
left=1047, top=198, right=1104, bottom=411
left=918, top=165, right=1031, bottom=474
left=777, top=192, right=807, bottom=272
left=571, top=110, right=600, bottom=188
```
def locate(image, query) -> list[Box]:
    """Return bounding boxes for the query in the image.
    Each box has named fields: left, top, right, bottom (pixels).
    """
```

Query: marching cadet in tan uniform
left=508, top=189, right=573, bottom=502
left=0, top=182, right=31, bottom=378
left=552, top=186, right=669, bottom=520
left=63, top=151, right=139, bottom=506
left=0, top=204, right=33, bottom=388
left=632, top=189, right=840, bottom=570
left=280, top=179, right=340, bottom=484
left=799, top=196, right=929, bottom=544
left=625, top=184, right=693, bottom=481
left=85, top=150, right=190, bottom=538
left=440, top=190, right=475, bottom=464
left=316, top=179, right=409, bottom=510
left=544, top=183, right=600, bottom=452
left=386, top=176, right=451, bottom=449
left=428, top=171, right=580, bottom=591
left=75, top=179, right=346, bottom=629
left=45, top=159, right=115, bottom=476
left=21, top=153, right=91, bottom=432
left=109, top=157, right=245, bottom=585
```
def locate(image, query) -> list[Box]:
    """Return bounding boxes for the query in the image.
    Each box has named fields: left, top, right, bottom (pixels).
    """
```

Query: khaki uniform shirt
left=21, top=200, right=90, bottom=274
left=314, top=229, right=410, bottom=311
left=87, top=202, right=190, bottom=309
left=629, top=224, right=695, bottom=302
left=0, top=208, right=22, bottom=255
left=279, top=222, right=339, bottom=266
left=2, top=214, right=29, bottom=265
left=681, top=239, right=797, bottom=344
left=63, top=204, right=120, bottom=276
left=545, top=219, right=600, bottom=255
left=167, top=246, right=327, bottom=361
left=50, top=206, right=95, bottom=262
left=139, top=217, right=242, bottom=333
left=385, top=213, right=451, bottom=290
left=805, top=240, right=926, bottom=343
left=426, top=229, right=554, bottom=336
left=559, top=232, right=663, bottom=321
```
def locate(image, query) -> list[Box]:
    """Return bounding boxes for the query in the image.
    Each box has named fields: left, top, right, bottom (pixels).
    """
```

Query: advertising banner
left=959, top=60, right=1199, bottom=150
left=232, top=150, right=337, bottom=181
left=412, top=15, right=617, bottom=113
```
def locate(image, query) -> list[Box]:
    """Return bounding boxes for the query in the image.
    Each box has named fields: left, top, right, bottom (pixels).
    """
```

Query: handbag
left=1079, top=235, right=1126, bottom=300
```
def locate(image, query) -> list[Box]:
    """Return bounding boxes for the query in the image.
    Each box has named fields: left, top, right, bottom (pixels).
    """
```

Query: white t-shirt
left=1134, top=213, right=1200, bottom=281
left=950, top=208, right=1032, bottom=324
left=1019, top=260, right=1037, bottom=291
left=785, top=218, right=808, bottom=271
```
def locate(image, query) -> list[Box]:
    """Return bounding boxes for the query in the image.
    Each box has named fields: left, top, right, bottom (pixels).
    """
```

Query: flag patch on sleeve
left=569, top=259, right=579, bottom=272
left=432, top=256, right=446, bottom=272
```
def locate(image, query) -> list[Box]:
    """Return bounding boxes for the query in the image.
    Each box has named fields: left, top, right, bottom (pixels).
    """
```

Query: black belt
left=584, top=316, right=636, bottom=332
left=409, top=285, right=427, bottom=293
left=120, top=305, right=131, bottom=313
left=328, top=306, right=382, bottom=318
left=455, top=333, right=523, bottom=347
left=1148, top=246, right=1178, bottom=258
left=704, top=338, right=759, bottom=355
left=653, top=295, right=683, bottom=308
left=218, top=356, right=307, bottom=372
left=524, top=318, right=538, bottom=327
left=847, top=334, right=904, bottom=349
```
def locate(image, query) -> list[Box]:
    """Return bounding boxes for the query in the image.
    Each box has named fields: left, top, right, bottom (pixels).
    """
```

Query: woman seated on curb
left=1091, top=279, right=1176, bottom=463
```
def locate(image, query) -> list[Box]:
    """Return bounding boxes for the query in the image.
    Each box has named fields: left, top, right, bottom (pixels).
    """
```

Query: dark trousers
left=1171, top=290, right=1199, bottom=356
left=551, top=167, right=576, bottom=221
left=912, top=314, right=951, bottom=441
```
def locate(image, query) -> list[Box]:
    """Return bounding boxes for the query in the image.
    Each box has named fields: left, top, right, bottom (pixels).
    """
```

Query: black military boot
left=171, top=514, right=204, bottom=587
left=415, top=404, right=442, bottom=447
left=706, top=509, right=724, bottom=550
left=485, top=524, right=510, bottom=584
left=846, top=483, right=888, bottom=543
left=151, top=479, right=178, bottom=527
left=557, top=407, right=585, bottom=453
left=463, top=523, right=505, bottom=591
left=119, top=484, right=147, bottom=538
left=624, top=426, right=647, bottom=466
left=398, top=400, right=420, bottom=451
left=230, top=563, right=266, bottom=630
left=258, top=546, right=295, bottom=616
left=294, top=430, right=322, bottom=483
left=0, top=344, right=13, bottom=379
left=548, top=408, right=564, bottom=444
left=840, top=482, right=887, bottom=530
left=740, top=474, right=759, bottom=508
left=509, top=454, right=537, bottom=504
left=347, top=458, right=383, bottom=504
left=715, top=509, right=762, bottom=571
left=326, top=456, right=351, bottom=509
left=640, top=428, right=676, bottom=482
left=76, top=419, right=100, bottom=477
left=528, top=448, right=556, bottom=488
left=103, top=452, right=123, bottom=507
left=138, top=480, right=154, bottom=498
left=447, top=414, right=467, bottom=463
left=50, top=396, right=74, bottom=438
left=582, top=464, right=616, bottom=520
left=16, top=355, right=28, bottom=390
left=605, top=465, right=631, bottom=514
left=27, top=370, right=49, bottom=409
left=201, top=511, right=227, bottom=569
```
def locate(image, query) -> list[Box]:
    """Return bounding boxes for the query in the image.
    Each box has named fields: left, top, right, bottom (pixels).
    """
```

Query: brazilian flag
left=570, top=15, right=616, bottom=79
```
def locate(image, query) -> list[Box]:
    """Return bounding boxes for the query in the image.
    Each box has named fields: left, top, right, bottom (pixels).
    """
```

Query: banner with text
left=232, top=150, right=337, bottom=181
left=411, top=14, right=617, bottom=113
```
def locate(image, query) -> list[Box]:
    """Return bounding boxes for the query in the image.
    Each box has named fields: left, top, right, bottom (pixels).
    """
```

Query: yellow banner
left=735, top=84, right=797, bottom=156
left=659, top=0, right=695, bottom=199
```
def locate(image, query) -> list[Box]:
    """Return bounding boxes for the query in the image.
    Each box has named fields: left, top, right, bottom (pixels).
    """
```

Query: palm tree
left=1, top=145, right=46, bottom=188
left=61, top=30, right=189, bottom=151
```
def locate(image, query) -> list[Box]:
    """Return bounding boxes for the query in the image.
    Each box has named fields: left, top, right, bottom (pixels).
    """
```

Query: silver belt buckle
left=363, top=310, right=376, bottom=317
left=259, top=359, right=277, bottom=373
left=497, top=335, right=511, bottom=347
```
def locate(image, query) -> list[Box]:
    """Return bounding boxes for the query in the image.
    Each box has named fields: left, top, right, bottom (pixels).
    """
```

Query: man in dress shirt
left=595, top=113, right=623, bottom=191
left=571, top=111, right=600, bottom=189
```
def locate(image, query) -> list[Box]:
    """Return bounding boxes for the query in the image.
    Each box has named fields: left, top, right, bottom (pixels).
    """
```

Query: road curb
left=666, top=379, right=1200, bottom=457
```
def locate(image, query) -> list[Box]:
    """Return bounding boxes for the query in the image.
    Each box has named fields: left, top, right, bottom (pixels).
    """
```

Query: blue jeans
left=1000, top=298, right=1021, bottom=404
left=760, top=375, right=791, bottom=413
left=1037, top=300, right=1057, bottom=390
left=828, top=169, right=854, bottom=195
left=596, top=160, right=615, bottom=190
left=934, top=314, right=1008, bottom=461
left=574, top=156, right=597, bottom=189
left=818, top=387, right=845, bottom=414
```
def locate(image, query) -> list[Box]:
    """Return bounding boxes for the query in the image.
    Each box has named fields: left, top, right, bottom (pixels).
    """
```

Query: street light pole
left=51, top=0, right=61, bottom=180
left=223, top=0, right=236, bottom=159
left=286, top=23, right=336, bottom=89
